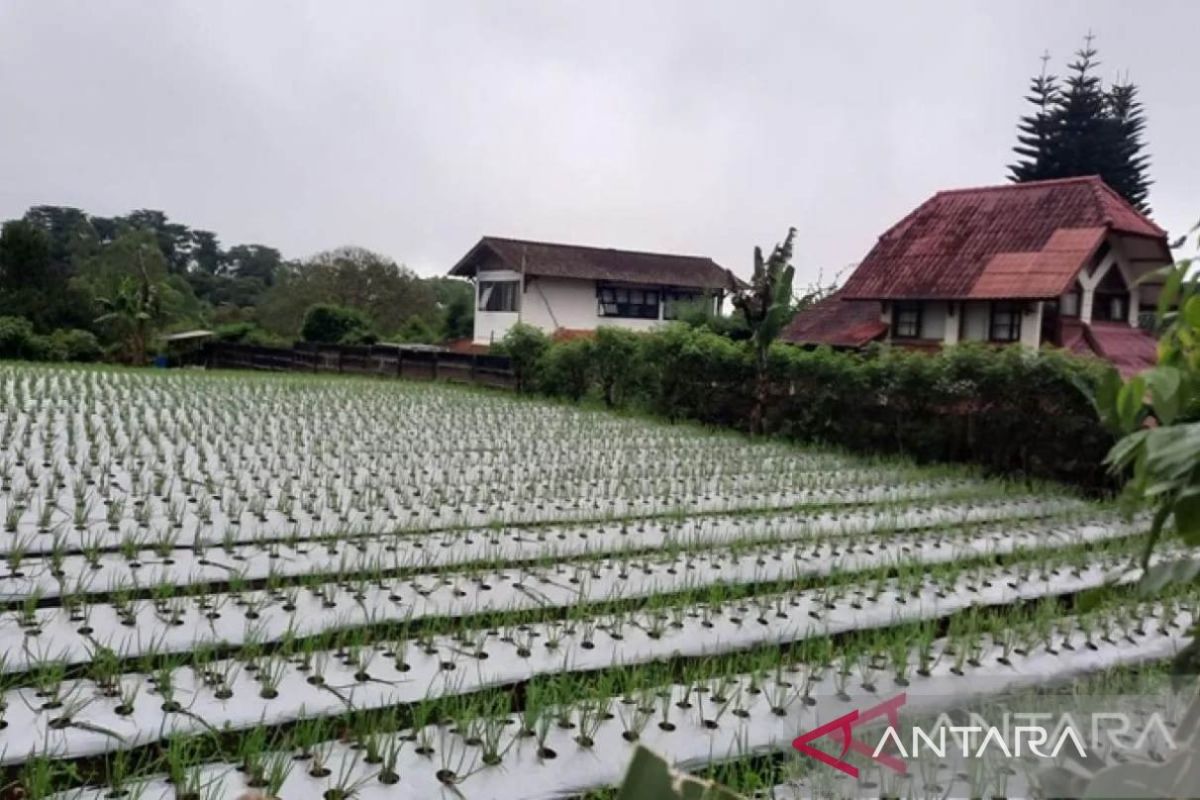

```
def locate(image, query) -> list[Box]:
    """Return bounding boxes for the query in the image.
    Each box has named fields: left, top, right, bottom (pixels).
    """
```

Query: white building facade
left=450, top=237, right=739, bottom=345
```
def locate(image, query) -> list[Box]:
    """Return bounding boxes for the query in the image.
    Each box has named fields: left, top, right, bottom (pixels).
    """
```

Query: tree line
left=0, top=205, right=473, bottom=363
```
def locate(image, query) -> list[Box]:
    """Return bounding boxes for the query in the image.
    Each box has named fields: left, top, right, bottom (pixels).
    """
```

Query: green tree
left=258, top=247, right=432, bottom=337
left=1103, top=79, right=1152, bottom=212
left=0, top=219, right=51, bottom=291
left=730, top=228, right=797, bottom=435
left=300, top=304, right=376, bottom=344
left=495, top=323, right=550, bottom=393
left=222, top=244, right=282, bottom=284
left=1008, top=52, right=1061, bottom=182
left=425, top=277, right=475, bottom=340
left=1008, top=35, right=1153, bottom=212
left=93, top=254, right=167, bottom=365
left=593, top=327, right=643, bottom=407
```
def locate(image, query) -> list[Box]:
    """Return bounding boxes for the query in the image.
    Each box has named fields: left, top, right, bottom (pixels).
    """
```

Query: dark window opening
left=1093, top=294, right=1128, bottom=322
left=989, top=301, right=1022, bottom=342
left=478, top=281, right=520, bottom=312
left=892, top=302, right=922, bottom=339
left=598, top=286, right=660, bottom=319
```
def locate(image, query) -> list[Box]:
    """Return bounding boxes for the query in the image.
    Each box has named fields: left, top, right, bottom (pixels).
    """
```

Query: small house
left=448, top=236, right=740, bottom=345
left=783, top=176, right=1172, bottom=375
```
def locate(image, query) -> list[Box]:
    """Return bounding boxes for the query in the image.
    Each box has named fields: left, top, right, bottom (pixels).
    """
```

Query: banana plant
left=730, top=227, right=796, bottom=436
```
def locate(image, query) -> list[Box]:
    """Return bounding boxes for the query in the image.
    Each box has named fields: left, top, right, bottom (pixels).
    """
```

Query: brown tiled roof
left=780, top=292, right=888, bottom=347
left=1077, top=322, right=1158, bottom=377
left=840, top=176, right=1169, bottom=301
left=449, top=236, right=742, bottom=291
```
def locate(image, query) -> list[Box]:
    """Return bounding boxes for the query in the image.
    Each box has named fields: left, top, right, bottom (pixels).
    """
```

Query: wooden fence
left=201, top=342, right=516, bottom=389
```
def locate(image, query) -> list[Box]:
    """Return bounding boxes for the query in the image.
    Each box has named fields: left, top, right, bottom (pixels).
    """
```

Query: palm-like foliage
left=94, top=249, right=164, bottom=365
left=730, top=228, right=796, bottom=435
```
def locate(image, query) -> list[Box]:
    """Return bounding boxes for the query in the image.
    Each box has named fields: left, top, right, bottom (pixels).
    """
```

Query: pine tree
left=1008, top=34, right=1153, bottom=213
left=1054, top=34, right=1108, bottom=177
left=1103, top=79, right=1152, bottom=213
left=1008, top=52, right=1061, bottom=182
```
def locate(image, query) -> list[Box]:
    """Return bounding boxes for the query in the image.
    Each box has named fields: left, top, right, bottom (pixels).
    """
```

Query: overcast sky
left=1, top=1, right=1196, bottom=285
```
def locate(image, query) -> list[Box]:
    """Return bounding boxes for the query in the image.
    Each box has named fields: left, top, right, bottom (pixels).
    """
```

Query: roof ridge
left=482, top=235, right=716, bottom=263
left=1084, top=180, right=1168, bottom=236
left=932, top=175, right=1104, bottom=198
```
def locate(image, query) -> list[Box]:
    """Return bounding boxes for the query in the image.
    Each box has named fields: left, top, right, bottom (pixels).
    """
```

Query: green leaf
left=616, top=747, right=745, bottom=800
left=1184, top=295, right=1200, bottom=329
left=1157, top=265, right=1185, bottom=321
left=1116, top=375, right=1146, bottom=432
left=1145, top=367, right=1182, bottom=425
left=1175, top=489, right=1200, bottom=545
left=1138, top=557, right=1200, bottom=596
left=1144, top=422, right=1200, bottom=483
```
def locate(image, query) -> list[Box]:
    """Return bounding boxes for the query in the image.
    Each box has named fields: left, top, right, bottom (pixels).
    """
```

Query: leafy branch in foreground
left=1062, top=222, right=1200, bottom=799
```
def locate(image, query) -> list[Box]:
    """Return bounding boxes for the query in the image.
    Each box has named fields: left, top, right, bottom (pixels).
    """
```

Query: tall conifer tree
left=1008, top=34, right=1153, bottom=213
left=1008, top=52, right=1060, bottom=182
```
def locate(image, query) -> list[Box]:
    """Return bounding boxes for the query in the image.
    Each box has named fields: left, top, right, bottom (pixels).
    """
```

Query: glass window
left=596, top=285, right=660, bottom=319
left=892, top=303, right=921, bottom=339
left=989, top=302, right=1022, bottom=342
left=478, top=280, right=519, bottom=312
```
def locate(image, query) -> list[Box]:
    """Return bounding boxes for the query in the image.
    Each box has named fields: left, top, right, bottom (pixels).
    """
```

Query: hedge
left=504, top=323, right=1115, bottom=491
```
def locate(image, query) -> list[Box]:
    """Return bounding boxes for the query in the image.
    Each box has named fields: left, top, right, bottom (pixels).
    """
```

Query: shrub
left=301, top=304, right=375, bottom=345
left=592, top=327, right=646, bottom=407
left=495, top=323, right=550, bottom=392
left=0, top=316, right=34, bottom=359
left=512, top=324, right=1116, bottom=490
left=24, top=334, right=66, bottom=362
left=394, top=316, right=439, bottom=344
left=538, top=337, right=594, bottom=400
left=216, top=322, right=290, bottom=347
left=50, top=329, right=102, bottom=362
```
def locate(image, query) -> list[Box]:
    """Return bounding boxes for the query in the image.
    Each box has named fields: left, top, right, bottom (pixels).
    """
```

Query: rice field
left=0, top=363, right=1191, bottom=799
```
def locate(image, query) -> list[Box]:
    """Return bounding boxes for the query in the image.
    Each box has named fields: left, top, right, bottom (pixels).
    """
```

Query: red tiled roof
left=781, top=292, right=887, bottom=347
left=1079, top=322, right=1158, bottom=378
left=840, top=176, right=1168, bottom=301
left=449, top=236, right=743, bottom=291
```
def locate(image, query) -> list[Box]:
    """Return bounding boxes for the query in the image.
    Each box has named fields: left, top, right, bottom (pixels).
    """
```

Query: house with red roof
left=449, top=236, right=740, bottom=345
left=783, top=176, right=1171, bottom=375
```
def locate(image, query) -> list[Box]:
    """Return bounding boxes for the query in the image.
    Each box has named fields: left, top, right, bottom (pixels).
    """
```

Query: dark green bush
left=50, top=329, right=102, bottom=362
left=593, top=327, right=646, bottom=407
left=0, top=315, right=34, bottom=359
left=515, top=323, right=1114, bottom=490
left=538, top=337, right=595, bottom=400
left=495, top=323, right=550, bottom=392
left=301, top=304, right=376, bottom=345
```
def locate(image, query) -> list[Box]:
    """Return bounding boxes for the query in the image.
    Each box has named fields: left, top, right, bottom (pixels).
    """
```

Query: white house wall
left=520, top=277, right=659, bottom=334
left=472, top=268, right=522, bottom=345
left=962, top=303, right=990, bottom=341
left=1019, top=301, right=1043, bottom=349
